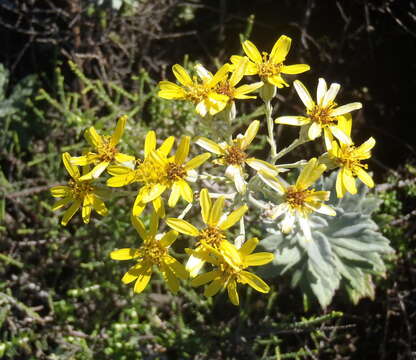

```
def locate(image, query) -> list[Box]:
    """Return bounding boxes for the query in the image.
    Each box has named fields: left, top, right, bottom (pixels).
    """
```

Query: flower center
left=134, top=158, right=167, bottom=185
left=97, top=136, right=118, bottom=162
left=285, top=186, right=312, bottom=210
left=223, top=145, right=247, bottom=166
left=307, top=104, right=336, bottom=126
left=69, top=179, right=94, bottom=199
left=258, top=52, right=283, bottom=78
left=185, top=77, right=210, bottom=104
left=199, top=226, right=226, bottom=247
left=336, top=146, right=368, bottom=174
left=215, top=80, right=235, bottom=99
left=140, top=240, right=167, bottom=267
left=166, top=162, right=187, bottom=182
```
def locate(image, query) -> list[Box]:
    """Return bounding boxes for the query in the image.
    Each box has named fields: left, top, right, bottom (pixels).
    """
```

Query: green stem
left=273, top=138, right=308, bottom=162
left=264, top=100, right=277, bottom=160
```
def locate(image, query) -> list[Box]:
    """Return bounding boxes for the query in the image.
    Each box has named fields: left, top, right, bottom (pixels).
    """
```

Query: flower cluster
left=51, top=35, right=375, bottom=305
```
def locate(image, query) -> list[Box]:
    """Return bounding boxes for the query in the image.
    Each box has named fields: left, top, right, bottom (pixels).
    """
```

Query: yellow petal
left=144, top=131, right=156, bottom=157
left=246, top=158, right=278, bottom=176
left=355, top=168, right=374, bottom=188
left=106, top=173, right=135, bottom=187
left=242, top=40, right=262, bottom=64
left=185, top=153, right=210, bottom=171
left=308, top=122, right=322, bottom=140
left=175, top=136, right=190, bottom=165
left=275, top=116, right=310, bottom=126
left=61, top=200, right=81, bottom=226
left=342, top=168, right=357, bottom=195
left=110, top=248, right=140, bottom=260
left=336, top=170, right=346, bottom=198
left=336, top=113, right=352, bottom=138
left=281, top=64, right=310, bottom=74
left=204, top=278, right=224, bottom=297
left=194, top=137, right=223, bottom=155
left=258, top=171, right=285, bottom=194
left=152, top=196, right=165, bottom=218
left=121, top=264, right=143, bottom=284
left=329, top=102, right=362, bottom=117
left=230, top=55, right=258, bottom=75
left=219, top=205, right=248, bottom=230
left=244, top=253, right=274, bottom=266
left=322, top=83, right=340, bottom=107
left=133, top=266, right=152, bottom=293
left=158, top=81, right=186, bottom=99
left=239, top=237, right=259, bottom=256
left=179, top=180, right=193, bottom=203
left=62, top=152, right=80, bottom=179
left=172, top=64, right=193, bottom=87
left=85, top=127, right=103, bottom=148
left=293, top=80, right=314, bottom=110
left=191, top=270, right=221, bottom=287
left=168, top=182, right=181, bottom=207
left=52, top=197, right=71, bottom=211
left=208, top=196, right=225, bottom=226
left=229, top=57, right=248, bottom=86
left=160, top=263, right=180, bottom=293
left=110, top=115, right=127, bottom=146
left=239, top=271, right=270, bottom=293
left=329, top=125, right=352, bottom=145
left=140, top=184, right=166, bottom=203
left=114, top=153, right=135, bottom=163
left=356, top=137, right=376, bottom=155
left=227, top=280, right=239, bottom=305
left=270, top=35, right=291, bottom=63
left=166, top=218, right=199, bottom=236
left=70, top=155, right=90, bottom=166
left=296, top=158, right=326, bottom=190
left=199, top=188, right=211, bottom=224
left=207, top=63, right=230, bottom=87
left=241, top=120, right=260, bottom=149
left=160, top=230, right=178, bottom=248
left=233, top=82, right=263, bottom=98
left=50, top=185, right=70, bottom=198
left=92, top=195, right=108, bottom=216
left=158, top=136, right=175, bottom=156
left=79, top=161, right=109, bottom=180
left=164, top=255, right=188, bottom=280
left=316, top=78, right=327, bottom=106
left=130, top=214, right=147, bottom=240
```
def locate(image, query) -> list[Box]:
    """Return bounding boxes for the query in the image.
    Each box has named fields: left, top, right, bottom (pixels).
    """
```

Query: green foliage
left=259, top=172, right=394, bottom=308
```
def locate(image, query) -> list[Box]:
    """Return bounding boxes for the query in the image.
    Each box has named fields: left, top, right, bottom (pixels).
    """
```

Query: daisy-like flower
left=188, top=238, right=273, bottom=305
left=230, top=35, right=310, bottom=88
left=166, top=188, right=248, bottom=277
left=106, top=130, right=175, bottom=216
left=195, top=120, right=278, bottom=193
left=158, top=63, right=230, bottom=117
left=209, top=57, right=263, bottom=103
left=110, top=212, right=188, bottom=294
left=70, top=115, right=135, bottom=180
left=259, top=158, right=336, bottom=241
left=276, top=78, right=362, bottom=149
left=50, top=153, right=108, bottom=226
left=107, top=133, right=210, bottom=216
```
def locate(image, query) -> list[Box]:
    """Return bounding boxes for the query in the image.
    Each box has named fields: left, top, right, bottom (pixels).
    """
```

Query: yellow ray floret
left=230, top=35, right=310, bottom=88
left=276, top=78, right=362, bottom=149
left=158, top=63, right=230, bottom=117
left=50, top=153, right=109, bottom=226
left=188, top=238, right=274, bottom=305
left=110, top=211, right=188, bottom=294
left=70, top=115, right=135, bottom=180
left=166, top=188, right=248, bottom=277
left=328, top=137, right=376, bottom=198
left=106, top=132, right=210, bottom=216
left=259, top=158, right=336, bottom=241
left=195, top=120, right=278, bottom=193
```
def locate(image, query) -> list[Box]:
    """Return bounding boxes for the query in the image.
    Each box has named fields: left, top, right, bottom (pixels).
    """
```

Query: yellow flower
left=211, top=57, right=263, bottom=102
left=107, top=132, right=210, bottom=216
left=106, top=130, right=175, bottom=216
left=195, top=120, right=278, bottom=193
left=70, top=115, right=135, bottom=180
left=50, top=153, right=108, bottom=226
left=276, top=78, right=362, bottom=149
left=158, top=63, right=230, bottom=117
left=230, top=35, right=310, bottom=88
left=110, top=212, right=188, bottom=294
left=166, top=188, right=248, bottom=277
left=189, top=238, right=273, bottom=305
left=259, top=158, right=336, bottom=241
